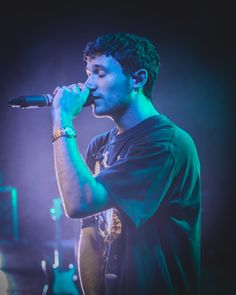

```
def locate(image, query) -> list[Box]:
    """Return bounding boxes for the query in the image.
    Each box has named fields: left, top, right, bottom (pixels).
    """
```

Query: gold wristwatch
left=52, top=126, right=76, bottom=143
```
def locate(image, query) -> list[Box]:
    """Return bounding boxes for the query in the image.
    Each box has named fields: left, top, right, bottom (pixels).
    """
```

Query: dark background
left=0, top=1, right=235, bottom=293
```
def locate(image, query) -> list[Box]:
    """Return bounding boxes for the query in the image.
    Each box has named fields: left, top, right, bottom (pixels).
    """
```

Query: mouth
left=92, top=97, right=103, bottom=109
left=93, top=95, right=101, bottom=99
left=93, top=96, right=102, bottom=102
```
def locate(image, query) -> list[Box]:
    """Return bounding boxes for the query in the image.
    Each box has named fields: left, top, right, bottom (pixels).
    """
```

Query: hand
left=51, top=83, right=90, bottom=122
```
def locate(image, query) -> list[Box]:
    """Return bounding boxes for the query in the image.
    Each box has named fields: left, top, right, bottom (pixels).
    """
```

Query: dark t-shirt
left=82, top=114, right=201, bottom=295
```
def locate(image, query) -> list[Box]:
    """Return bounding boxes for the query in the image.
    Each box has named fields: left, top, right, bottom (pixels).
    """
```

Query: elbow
left=61, top=190, right=89, bottom=219
left=64, top=200, right=106, bottom=219
left=64, top=202, right=94, bottom=219
left=62, top=182, right=108, bottom=219
left=65, top=206, right=85, bottom=219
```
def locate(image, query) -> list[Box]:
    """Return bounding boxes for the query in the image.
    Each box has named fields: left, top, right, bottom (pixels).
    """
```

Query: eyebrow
left=86, top=64, right=107, bottom=72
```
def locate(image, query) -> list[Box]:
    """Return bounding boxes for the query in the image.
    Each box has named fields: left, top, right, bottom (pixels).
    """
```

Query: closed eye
left=86, top=68, right=106, bottom=78
left=98, top=71, right=106, bottom=77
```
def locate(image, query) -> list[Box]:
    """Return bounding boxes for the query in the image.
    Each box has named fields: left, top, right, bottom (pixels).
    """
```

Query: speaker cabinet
left=0, top=186, right=18, bottom=243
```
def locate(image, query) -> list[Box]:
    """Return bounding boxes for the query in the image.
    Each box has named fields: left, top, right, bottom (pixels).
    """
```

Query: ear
left=132, top=69, right=148, bottom=89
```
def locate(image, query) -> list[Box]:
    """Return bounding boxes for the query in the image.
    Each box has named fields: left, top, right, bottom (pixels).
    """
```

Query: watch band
left=52, top=126, right=76, bottom=143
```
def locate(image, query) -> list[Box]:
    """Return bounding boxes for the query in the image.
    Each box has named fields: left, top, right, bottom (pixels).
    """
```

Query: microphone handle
left=8, top=93, right=94, bottom=108
left=25, top=94, right=53, bottom=107
left=8, top=94, right=53, bottom=108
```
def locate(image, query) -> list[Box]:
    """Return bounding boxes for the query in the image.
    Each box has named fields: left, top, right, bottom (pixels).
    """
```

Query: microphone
left=8, top=93, right=94, bottom=108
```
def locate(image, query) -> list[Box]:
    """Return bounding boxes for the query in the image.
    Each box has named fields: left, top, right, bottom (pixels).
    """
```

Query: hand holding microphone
left=8, top=83, right=94, bottom=109
left=51, top=83, right=90, bottom=121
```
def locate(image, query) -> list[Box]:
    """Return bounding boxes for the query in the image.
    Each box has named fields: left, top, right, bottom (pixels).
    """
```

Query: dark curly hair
left=83, top=33, right=160, bottom=99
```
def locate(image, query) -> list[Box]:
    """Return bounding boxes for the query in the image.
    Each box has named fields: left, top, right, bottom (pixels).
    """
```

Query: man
left=51, top=33, right=201, bottom=295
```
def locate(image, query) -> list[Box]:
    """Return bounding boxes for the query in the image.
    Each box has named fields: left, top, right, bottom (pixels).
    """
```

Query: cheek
left=103, top=76, right=131, bottom=100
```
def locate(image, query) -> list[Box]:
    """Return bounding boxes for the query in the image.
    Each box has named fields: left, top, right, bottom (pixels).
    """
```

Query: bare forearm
left=53, top=122, right=109, bottom=218
left=50, top=84, right=110, bottom=218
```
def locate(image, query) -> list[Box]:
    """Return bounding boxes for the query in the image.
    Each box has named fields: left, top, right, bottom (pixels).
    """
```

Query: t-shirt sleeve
left=95, top=143, right=176, bottom=228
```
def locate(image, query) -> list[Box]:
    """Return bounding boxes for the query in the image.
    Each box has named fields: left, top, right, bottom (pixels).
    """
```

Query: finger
left=78, top=83, right=90, bottom=95
left=73, top=83, right=82, bottom=93
left=67, top=83, right=78, bottom=89
left=66, top=83, right=86, bottom=93
left=66, top=84, right=83, bottom=96
left=53, top=86, right=63, bottom=95
left=77, top=82, right=85, bottom=90
left=77, top=84, right=90, bottom=105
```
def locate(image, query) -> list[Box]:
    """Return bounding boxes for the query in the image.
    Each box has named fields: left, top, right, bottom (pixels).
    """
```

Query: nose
left=84, top=75, right=97, bottom=92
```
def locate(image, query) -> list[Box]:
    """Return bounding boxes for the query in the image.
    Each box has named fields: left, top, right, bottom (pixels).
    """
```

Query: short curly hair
left=83, top=33, right=160, bottom=99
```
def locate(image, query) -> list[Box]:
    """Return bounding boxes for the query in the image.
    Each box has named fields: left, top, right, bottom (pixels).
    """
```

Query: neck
left=114, top=95, right=159, bottom=134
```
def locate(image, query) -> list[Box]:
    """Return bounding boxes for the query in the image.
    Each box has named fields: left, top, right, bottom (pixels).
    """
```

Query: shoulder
left=172, top=123, right=198, bottom=156
left=169, top=122, right=200, bottom=173
left=151, top=114, right=198, bottom=155
left=133, top=114, right=200, bottom=165
left=131, top=114, right=175, bottom=148
left=145, top=115, right=200, bottom=178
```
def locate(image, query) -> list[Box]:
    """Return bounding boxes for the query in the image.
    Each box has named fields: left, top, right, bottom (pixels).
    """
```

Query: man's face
left=85, top=54, right=133, bottom=118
